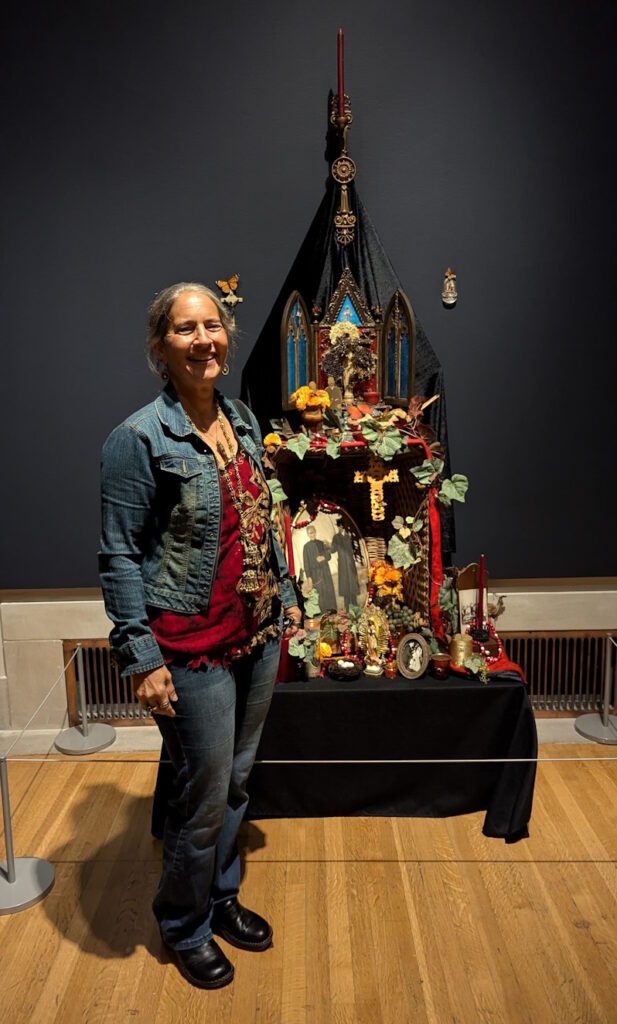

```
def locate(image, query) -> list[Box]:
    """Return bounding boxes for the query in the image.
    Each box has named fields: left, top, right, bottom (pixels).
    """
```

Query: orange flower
left=263, top=432, right=282, bottom=447
left=318, top=641, right=332, bottom=661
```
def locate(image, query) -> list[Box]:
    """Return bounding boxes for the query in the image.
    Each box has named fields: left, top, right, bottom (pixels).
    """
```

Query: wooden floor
left=1, top=745, right=616, bottom=1024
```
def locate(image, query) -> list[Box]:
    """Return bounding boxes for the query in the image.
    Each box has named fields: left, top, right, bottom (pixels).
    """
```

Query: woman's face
left=156, top=290, right=228, bottom=393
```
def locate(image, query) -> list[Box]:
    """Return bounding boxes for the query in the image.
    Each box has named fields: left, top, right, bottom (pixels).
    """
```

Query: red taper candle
left=476, top=553, right=485, bottom=629
left=337, top=28, right=344, bottom=117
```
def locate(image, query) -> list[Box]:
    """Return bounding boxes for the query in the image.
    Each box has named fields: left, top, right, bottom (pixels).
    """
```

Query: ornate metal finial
left=330, top=33, right=356, bottom=247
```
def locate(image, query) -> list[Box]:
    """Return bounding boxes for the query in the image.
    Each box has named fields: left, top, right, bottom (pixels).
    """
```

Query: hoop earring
left=222, top=363, right=230, bottom=376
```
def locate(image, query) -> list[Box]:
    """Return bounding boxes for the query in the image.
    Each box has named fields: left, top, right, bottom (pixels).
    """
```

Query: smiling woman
left=98, top=281, right=301, bottom=989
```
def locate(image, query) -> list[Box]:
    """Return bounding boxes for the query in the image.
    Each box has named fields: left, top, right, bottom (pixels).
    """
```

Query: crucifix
left=354, top=458, right=399, bottom=521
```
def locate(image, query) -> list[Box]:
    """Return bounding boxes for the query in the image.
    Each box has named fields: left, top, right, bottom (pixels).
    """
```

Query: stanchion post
left=0, top=757, right=16, bottom=884
left=0, top=755, right=55, bottom=913
left=601, top=633, right=613, bottom=729
left=575, top=632, right=617, bottom=745
left=75, top=644, right=89, bottom=738
left=54, top=642, right=116, bottom=755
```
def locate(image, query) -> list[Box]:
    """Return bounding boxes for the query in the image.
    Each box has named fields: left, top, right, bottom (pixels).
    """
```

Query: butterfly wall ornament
left=215, top=274, right=244, bottom=309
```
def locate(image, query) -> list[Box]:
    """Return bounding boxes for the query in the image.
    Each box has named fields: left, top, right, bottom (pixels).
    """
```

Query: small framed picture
left=396, top=632, right=430, bottom=680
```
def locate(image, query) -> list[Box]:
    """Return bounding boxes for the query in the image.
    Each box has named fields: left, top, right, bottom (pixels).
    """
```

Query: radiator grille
left=500, top=630, right=615, bottom=714
left=63, top=631, right=616, bottom=723
left=63, top=640, right=151, bottom=726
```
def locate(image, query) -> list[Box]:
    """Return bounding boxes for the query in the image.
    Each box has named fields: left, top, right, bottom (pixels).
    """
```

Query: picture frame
left=396, top=632, right=430, bottom=680
left=291, top=503, right=370, bottom=614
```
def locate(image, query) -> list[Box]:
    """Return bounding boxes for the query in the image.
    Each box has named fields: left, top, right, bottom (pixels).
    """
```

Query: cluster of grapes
left=385, top=603, right=416, bottom=636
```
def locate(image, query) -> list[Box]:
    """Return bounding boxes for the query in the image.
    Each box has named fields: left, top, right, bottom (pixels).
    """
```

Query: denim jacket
left=99, top=385, right=296, bottom=677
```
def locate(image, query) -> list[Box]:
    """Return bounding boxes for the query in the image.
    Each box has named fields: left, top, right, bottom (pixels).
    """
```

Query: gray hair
left=146, top=281, right=237, bottom=377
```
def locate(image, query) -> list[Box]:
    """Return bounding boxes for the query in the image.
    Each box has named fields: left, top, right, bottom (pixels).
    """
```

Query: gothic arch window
left=280, top=292, right=312, bottom=409
left=382, top=290, right=416, bottom=405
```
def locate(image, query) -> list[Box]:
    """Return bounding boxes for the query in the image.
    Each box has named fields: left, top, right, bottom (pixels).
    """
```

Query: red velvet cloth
left=149, top=455, right=271, bottom=667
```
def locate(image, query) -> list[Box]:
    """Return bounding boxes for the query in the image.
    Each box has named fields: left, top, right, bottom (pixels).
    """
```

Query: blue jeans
left=152, top=635, right=281, bottom=950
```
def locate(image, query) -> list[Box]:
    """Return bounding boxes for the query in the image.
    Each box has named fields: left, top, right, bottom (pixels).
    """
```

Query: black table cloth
left=246, top=671, right=537, bottom=842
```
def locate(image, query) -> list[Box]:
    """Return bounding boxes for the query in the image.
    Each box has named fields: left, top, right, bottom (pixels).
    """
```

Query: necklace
left=215, top=405, right=263, bottom=596
left=184, top=401, right=266, bottom=598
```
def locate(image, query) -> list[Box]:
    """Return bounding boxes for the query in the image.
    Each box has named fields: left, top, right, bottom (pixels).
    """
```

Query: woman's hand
left=132, top=665, right=178, bottom=718
left=283, top=605, right=302, bottom=638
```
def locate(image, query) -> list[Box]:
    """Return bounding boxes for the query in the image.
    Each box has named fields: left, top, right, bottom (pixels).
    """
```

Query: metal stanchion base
left=54, top=722, right=116, bottom=755
left=0, top=857, right=55, bottom=914
left=575, top=713, right=617, bottom=745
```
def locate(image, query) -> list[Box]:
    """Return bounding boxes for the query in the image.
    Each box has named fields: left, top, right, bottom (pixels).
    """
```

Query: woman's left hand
left=283, top=605, right=302, bottom=637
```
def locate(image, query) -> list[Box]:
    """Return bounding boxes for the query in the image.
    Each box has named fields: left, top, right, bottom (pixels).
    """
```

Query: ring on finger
left=158, top=699, right=170, bottom=709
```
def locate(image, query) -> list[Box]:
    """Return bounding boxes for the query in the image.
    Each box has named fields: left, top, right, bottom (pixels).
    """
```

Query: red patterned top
left=148, top=454, right=280, bottom=668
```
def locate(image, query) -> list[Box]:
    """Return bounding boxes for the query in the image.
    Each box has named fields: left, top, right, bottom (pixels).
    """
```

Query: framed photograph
left=396, top=632, right=430, bottom=680
left=291, top=503, right=370, bottom=614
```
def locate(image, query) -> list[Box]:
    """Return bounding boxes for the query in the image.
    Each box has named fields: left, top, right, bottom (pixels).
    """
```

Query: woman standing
left=99, top=282, right=301, bottom=989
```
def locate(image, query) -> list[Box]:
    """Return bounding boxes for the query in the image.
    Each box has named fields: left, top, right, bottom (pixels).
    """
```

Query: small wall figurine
left=442, top=268, right=457, bottom=307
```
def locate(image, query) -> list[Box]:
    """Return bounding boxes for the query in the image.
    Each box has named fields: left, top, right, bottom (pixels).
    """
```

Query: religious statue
left=442, top=268, right=457, bottom=307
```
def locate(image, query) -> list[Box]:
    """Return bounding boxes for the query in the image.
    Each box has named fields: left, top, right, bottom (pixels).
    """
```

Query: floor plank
left=0, top=744, right=616, bottom=1022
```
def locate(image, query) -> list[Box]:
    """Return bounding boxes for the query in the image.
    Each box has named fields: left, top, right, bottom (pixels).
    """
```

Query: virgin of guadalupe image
left=303, top=524, right=337, bottom=612
left=330, top=526, right=359, bottom=609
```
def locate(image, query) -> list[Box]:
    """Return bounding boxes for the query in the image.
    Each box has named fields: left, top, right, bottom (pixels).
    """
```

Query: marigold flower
left=263, top=432, right=282, bottom=447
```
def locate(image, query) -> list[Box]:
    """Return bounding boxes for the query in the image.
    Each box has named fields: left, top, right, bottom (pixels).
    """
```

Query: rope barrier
left=2, top=647, right=78, bottom=758
left=3, top=755, right=617, bottom=765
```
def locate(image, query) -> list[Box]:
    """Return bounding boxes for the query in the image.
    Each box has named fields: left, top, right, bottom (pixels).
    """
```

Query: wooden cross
left=354, top=458, right=399, bottom=521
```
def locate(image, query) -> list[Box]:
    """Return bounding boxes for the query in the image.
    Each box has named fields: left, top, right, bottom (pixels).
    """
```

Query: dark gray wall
left=2, top=0, right=615, bottom=587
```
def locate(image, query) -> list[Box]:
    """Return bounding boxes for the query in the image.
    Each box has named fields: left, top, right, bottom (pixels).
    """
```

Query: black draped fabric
left=240, top=175, right=455, bottom=554
left=245, top=673, right=537, bottom=842
left=152, top=673, right=537, bottom=843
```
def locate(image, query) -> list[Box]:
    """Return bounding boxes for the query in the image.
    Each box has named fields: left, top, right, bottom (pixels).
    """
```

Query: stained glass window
left=284, top=295, right=310, bottom=403
left=382, top=291, right=415, bottom=404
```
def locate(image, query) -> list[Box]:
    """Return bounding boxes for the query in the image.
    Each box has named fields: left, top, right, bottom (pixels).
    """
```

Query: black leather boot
left=166, top=937, right=234, bottom=988
left=212, top=897, right=273, bottom=951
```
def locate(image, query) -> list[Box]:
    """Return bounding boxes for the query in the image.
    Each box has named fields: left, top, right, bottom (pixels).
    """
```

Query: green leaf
left=288, top=636, right=307, bottom=658
left=267, top=478, right=288, bottom=504
left=440, top=474, right=469, bottom=504
left=387, top=534, right=419, bottom=570
left=374, top=428, right=404, bottom=461
left=405, top=516, right=414, bottom=523
left=391, top=515, right=405, bottom=531
left=325, top=436, right=342, bottom=460
left=304, top=591, right=321, bottom=617
left=464, top=654, right=489, bottom=683
left=412, top=518, right=424, bottom=532
left=360, top=418, right=380, bottom=443
left=286, top=434, right=311, bottom=460
left=438, top=578, right=458, bottom=613
left=410, top=458, right=439, bottom=485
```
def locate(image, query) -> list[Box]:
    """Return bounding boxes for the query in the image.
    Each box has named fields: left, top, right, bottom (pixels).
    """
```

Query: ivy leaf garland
left=325, top=436, right=342, bottom=460
left=267, top=479, right=288, bottom=505
left=438, top=474, right=469, bottom=507
left=410, top=457, right=468, bottom=508
left=360, top=418, right=404, bottom=461
left=286, top=434, right=311, bottom=460
left=410, top=457, right=444, bottom=485
left=387, top=512, right=424, bottom=569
